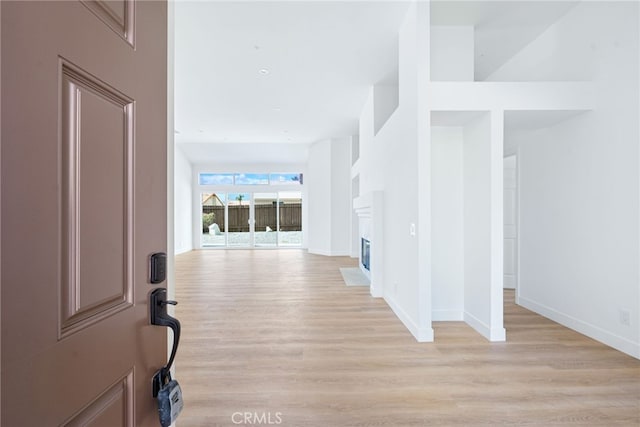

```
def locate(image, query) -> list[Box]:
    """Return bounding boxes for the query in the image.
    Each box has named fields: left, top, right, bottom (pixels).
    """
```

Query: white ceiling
left=175, top=1, right=579, bottom=165
left=174, top=0, right=410, bottom=164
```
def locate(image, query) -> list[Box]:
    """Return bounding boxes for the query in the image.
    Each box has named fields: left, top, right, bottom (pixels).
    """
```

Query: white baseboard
left=519, top=296, right=640, bottom=359
left=175, top=246, right=193, bottom=255
left=384, top=295, right=434, bottom=342
left=464, top=311, right=506, bottom=342
left=370, top=281, right=383, bottom=298
left=307, top=248, right=350, bottom=257
left=307, top=248, right=332, bottom=256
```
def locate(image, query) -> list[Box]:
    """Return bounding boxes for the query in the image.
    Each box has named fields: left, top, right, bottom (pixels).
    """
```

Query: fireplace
left=353, top=191, right=383, bottom=297
left=361, top=238, right=370, bottom=271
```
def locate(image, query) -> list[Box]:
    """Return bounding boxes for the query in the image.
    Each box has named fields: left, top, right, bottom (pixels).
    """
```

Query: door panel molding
left=63, top=369, right=134, bottom=427
left=59, top=59, right=135, bottom=338
left=81, top=0, right=135, bottom=47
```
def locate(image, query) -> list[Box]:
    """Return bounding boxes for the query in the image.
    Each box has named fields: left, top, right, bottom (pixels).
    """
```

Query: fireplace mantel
left=353, top=192, right=378, bottom=218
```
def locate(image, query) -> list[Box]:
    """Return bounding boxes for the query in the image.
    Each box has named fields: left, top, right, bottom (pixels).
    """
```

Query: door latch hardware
left=149, top=252, right=167, bottom=284
left=150, top=288, right=184, bottom=426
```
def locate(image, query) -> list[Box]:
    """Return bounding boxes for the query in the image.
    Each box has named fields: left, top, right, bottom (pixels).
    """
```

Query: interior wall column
left=416, top=0, right=434, bottom=342
left=489, top=109, right=506, bottom=341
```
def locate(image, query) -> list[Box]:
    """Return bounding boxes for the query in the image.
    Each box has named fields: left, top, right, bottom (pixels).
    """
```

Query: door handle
left=150, top=288, right=181, bottom=397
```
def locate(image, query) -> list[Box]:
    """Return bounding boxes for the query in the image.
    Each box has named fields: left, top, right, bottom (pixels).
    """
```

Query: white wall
left=373, top=83, right=399, bottom=135
left=430, top=26, right=474, bottom=81
left=358, top=89, right=384, bottom=194
left=462, top=113, right=505, bottom=341
left=491, top=2, right=639, bottom=358
left=174, top=146, right=193, bottom=254
left=307, top=140, right=331, bottom=255
left=357, top=3, right=433, bottom=341
left=307, top=138, right=352, bottom=256
left=431, top=127, right=464, bottom=320
left=351, top=175, right=360, bottom=258
left=330, top=138, right=352, bottom=256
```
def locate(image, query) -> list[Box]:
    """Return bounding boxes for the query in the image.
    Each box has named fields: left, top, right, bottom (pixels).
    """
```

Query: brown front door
left=1, top=1, right=168, bottom=425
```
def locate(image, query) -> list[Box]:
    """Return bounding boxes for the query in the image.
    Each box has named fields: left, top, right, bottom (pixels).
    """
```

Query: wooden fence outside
left=202, top=204, right=301, bottom=232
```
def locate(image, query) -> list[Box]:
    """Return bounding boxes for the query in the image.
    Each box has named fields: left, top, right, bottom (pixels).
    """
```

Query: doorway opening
left=503, top=155, right=518, bottom=291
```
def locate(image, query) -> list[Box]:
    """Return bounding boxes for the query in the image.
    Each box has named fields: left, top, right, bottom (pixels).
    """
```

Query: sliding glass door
left=227, top=192, right=251, bottom=247
left=200, top=191, right=302, bottom=248
left=254, top=193, right=278, bottom=247
left=277, top=192, right=302, bottom=246
left=201, top=193, right=226, bottom=247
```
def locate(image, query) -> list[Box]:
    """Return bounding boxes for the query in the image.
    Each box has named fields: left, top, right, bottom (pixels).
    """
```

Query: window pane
left=227, top=192, right=250, bottom=246
left=234, top=173, right=269, bottom=185
left=199, top=173, right=234, bottom=185
left=254, top=193, right=278, bottom=247
left=201, top=193, right=226, bottom=247
left=278, top=191, right=302, bottom=246
left=270, top=173, right=302, bottom=185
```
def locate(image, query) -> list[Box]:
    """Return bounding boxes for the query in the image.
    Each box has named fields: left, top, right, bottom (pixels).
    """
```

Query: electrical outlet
left=409, top=223, right=416, bottom=236
left=619, top=309, right=631, bottom=326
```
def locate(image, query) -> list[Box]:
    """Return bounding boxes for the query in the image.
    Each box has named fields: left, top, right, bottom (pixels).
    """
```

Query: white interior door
left=504, top=155, right=518, bottom=289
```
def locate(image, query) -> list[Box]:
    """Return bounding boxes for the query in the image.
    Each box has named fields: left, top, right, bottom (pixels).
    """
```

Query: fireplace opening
left=361, top=238, right=370, bottom=271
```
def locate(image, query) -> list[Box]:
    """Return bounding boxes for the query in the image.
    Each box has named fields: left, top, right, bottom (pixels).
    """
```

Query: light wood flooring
left=174, top=249, right=640, bottom=426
